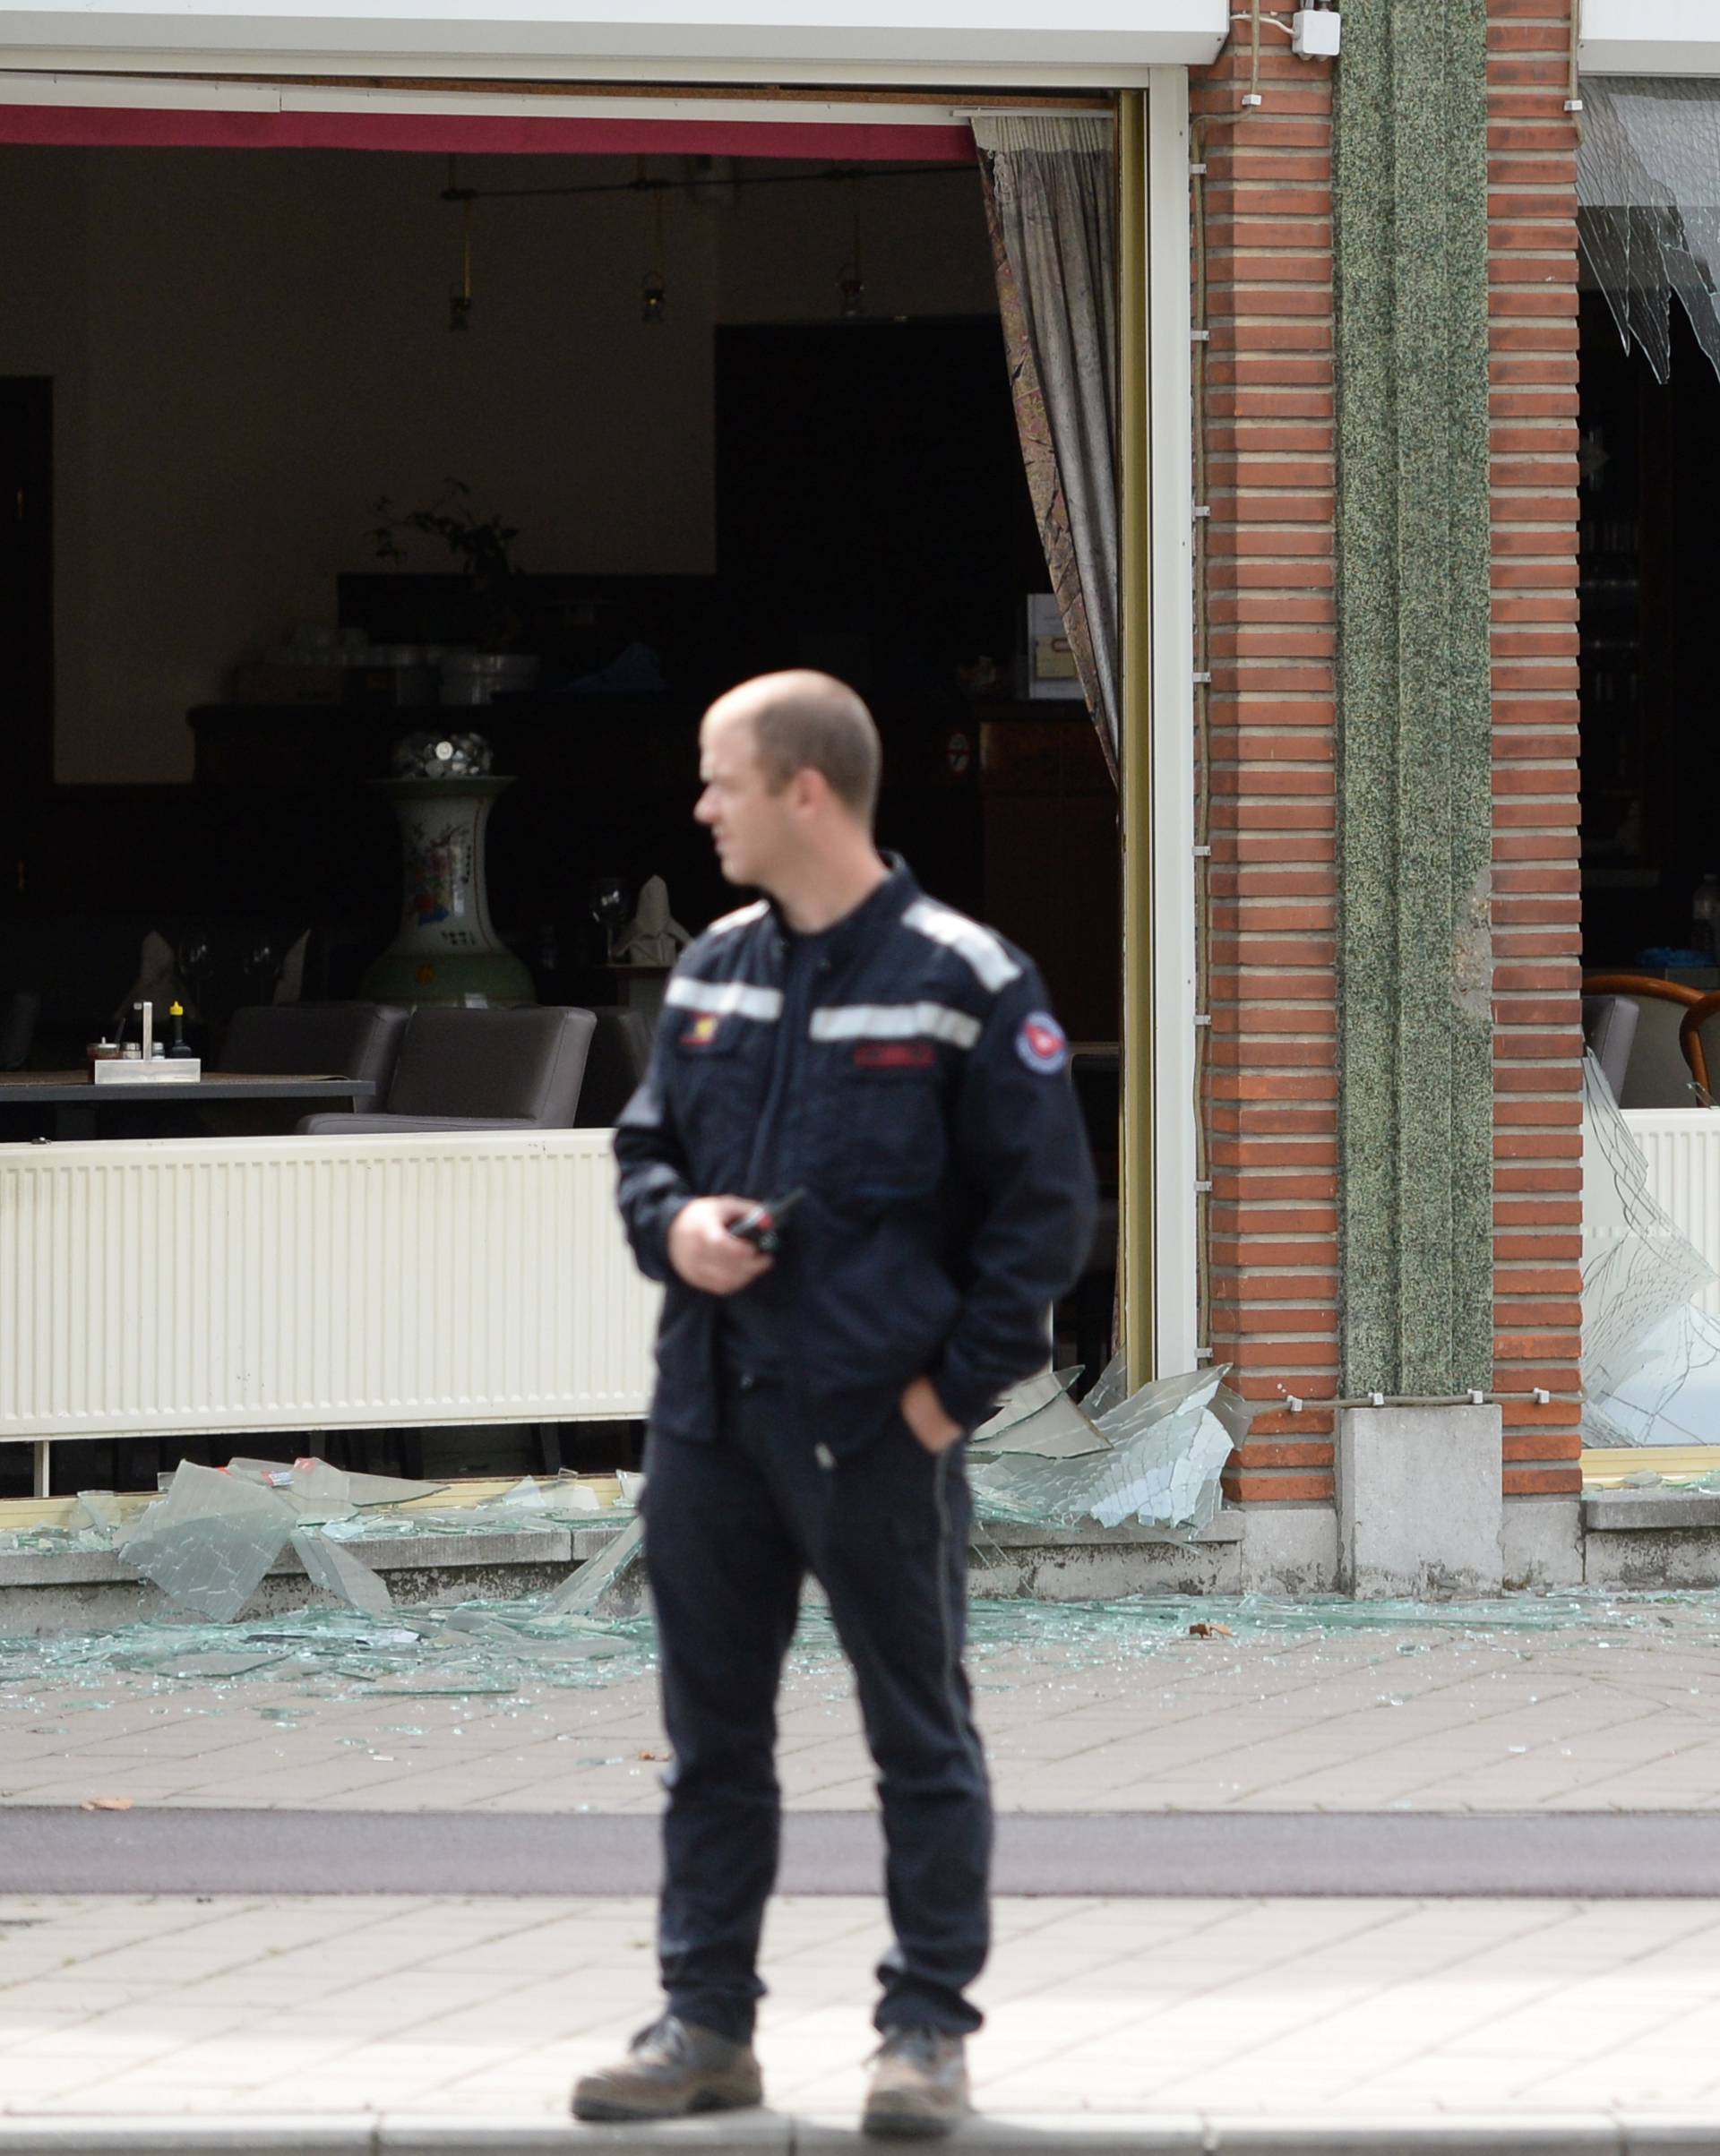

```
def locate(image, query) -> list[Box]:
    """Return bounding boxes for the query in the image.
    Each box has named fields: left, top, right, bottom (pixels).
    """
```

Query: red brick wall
left=1191, top=4, right=1584, bottom=1507
left=1191, top=28, right=1340, bottom=1505
left=1487, top=0, right=1585, bottom=1499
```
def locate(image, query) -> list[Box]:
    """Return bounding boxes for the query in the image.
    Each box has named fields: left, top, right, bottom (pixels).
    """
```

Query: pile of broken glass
left=1, top=1356, right=1252, bottom=1628
left=2, top=1459, right=644, bottom=1629
left=968, top=1355, right=1254, bottom=1536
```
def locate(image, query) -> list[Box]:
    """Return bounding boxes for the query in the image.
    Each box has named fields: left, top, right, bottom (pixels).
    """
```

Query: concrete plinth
left=1337, top=1404, right=1502, bottom=1597
left=1503, top=1494, right=1584, bottom=1588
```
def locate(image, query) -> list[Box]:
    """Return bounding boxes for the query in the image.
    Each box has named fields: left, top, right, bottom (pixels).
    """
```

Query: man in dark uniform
left=575, top=670, right=1096, bottom=2138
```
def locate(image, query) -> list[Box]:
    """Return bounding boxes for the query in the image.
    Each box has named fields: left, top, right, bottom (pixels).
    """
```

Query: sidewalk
left=4, top=1593, right=1720, bottom=2146
left=4, top=1593, right=1720, bottom=1816
left=4, top=1888, right=1720, bottom=2131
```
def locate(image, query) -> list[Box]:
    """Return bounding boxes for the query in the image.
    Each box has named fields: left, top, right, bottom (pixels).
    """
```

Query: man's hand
left=900, top=1374, right=964, bottom=1455
left=666, top=1196, right=775, bottom=1296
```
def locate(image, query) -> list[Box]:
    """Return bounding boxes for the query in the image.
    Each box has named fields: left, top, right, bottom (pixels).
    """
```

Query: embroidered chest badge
left=854, top=1041, right=936, bottom=1070
left=1015, top=1011, right=1069, bottom=1075
left=681, top=1012, right=723, bottom=1048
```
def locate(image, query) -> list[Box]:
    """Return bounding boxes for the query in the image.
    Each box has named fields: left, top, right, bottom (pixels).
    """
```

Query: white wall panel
left=0, top=1131, right=658, bottom=1476
left=1582, top=1, right=1720, bottom=75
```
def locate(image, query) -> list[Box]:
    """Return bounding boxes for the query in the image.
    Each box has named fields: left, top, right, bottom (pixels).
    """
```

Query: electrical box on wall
left=1292, top=7, right=1341, bottom=56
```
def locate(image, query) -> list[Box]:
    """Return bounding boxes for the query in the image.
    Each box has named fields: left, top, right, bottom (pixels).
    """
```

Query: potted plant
left=370, top=479, right=538, bottom=703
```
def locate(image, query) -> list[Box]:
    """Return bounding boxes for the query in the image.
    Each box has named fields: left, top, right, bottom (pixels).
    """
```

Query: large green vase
left=360, top=775, right=536, bottom=1007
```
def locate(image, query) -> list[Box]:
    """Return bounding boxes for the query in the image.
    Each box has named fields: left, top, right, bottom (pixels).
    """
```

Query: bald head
left=707, top=670, right=881, bottom=827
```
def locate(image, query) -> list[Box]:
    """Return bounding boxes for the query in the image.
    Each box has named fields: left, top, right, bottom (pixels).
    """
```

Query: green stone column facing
left=1333, top=0, right=1495, bottom=1395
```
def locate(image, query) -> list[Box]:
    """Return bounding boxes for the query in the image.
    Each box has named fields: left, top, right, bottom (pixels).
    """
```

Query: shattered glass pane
left=119, top=1463, right=297, bottom=1622
left=1080, top=1349, right=1132, bottom=1420
left=1584, top=1302, right=1720, bottom=1448
left=969, top=1366, right=1251, bottom=1533
left=1579, top=79, right=1720, bottom=388
left=978, top=1362, right=1086, bottom=1448
left=290, top=1529, right=393, bottom=1617
left=1582, top=1052, right=1720, bottom=1443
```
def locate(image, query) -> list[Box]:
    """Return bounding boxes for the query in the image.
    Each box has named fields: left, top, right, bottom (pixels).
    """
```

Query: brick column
left=1194, top=21, right=1342, bottom=1585
left=1487, top=0, right=1585, bottom=1571
left=1195, top=0, right=1584, bottom=1589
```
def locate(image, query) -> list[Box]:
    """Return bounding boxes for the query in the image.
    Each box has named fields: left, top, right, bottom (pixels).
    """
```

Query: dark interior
left=1579, top=295, right=1720, bottom=973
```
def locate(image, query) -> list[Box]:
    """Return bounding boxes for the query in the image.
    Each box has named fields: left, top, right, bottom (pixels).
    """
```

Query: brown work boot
left=861, top=2026, right=970, bottom=2139
left=571, top=2012, right=763, bottom=2122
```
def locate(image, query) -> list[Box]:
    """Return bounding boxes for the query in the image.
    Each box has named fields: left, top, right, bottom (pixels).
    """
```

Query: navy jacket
left=614, top=861, right=1097, bottom=1454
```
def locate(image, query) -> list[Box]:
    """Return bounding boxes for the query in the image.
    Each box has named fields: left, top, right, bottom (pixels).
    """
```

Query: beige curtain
left=974, top=113, right=1120, bottom=781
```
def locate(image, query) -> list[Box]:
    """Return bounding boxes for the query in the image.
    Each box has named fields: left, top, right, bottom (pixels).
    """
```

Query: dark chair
left=218, top=1001, right=409, bottom=1094
left=1581, top=993, right=1640, bottom=1105
left=1680, top=991, right=1720, bottom=1107
left=297, top=1005, right=597, bottom=1135
left=1582, top=972, right=1705, bottom=1109
left=573, top=1005, right=653, bottom=1126
left=0, top=990, right=40, bottom=1071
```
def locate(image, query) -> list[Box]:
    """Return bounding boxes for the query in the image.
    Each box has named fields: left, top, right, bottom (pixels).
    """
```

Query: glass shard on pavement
left=290, top=1529, right=394, bottom=1617
left=73, top=1491, right=125, bottom=1542
left=540, top=1517, right=648, bottom=1621
left=117, top=1463, right=298, bottom=1622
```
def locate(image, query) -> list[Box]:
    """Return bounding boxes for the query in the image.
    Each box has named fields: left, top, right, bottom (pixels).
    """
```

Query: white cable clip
left=1285, top=1395, right=1304, bottom=1414
left=1468, top=1390, right=1484, bottom=1405
left=1193, top=504, right=1212, bottom=519
left=1532, top=1387, right=1552, bottom=1404
left=1369, top=1391, right=1385, bottom=1408
left=1564, top=98, right=1584, bottom=114
left=1242, top=92, right=1264, bottom=107
left=1191, top=329, right=1211, bottom=342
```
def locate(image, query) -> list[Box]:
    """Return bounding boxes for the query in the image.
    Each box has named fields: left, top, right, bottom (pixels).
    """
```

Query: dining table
left=0, top=1072, right=378, bottom=1142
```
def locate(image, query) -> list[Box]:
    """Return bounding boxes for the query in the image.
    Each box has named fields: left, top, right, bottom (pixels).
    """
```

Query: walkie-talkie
left=726, top=1187, right=805, bottom=1256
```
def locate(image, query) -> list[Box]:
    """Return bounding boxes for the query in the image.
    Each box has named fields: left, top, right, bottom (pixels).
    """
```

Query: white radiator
left=1621, top=1108, right=1720, bottom=1319
left=0, top=1130, right=659, bottom=1491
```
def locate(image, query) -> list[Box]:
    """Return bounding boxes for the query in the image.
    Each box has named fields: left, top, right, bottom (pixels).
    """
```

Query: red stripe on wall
left=0, top=102, right=976, bottom=162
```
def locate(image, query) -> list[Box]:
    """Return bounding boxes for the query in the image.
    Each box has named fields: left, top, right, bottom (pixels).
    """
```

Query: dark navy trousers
left=641, top=1376, right=993, bottom=2042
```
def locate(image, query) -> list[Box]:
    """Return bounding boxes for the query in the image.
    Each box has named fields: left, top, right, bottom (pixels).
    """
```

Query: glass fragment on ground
left=119, top=1463, right=297, bottom=1623
left=0, top=1467, right=630, bottom=1559
left=73, top=1491, right=125, bottom=1542
left=538, top=1517, right=647, bottom=1622
left=4, top=1589, right=1720, bottom=1713
left=289, top=1529, right=393, bottom=1618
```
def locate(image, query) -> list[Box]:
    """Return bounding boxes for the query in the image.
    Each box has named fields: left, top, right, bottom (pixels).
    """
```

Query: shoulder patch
left=901, top=898, right=1022, bottom=993
left=1015, top=1011, right=1069, bottom=1076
